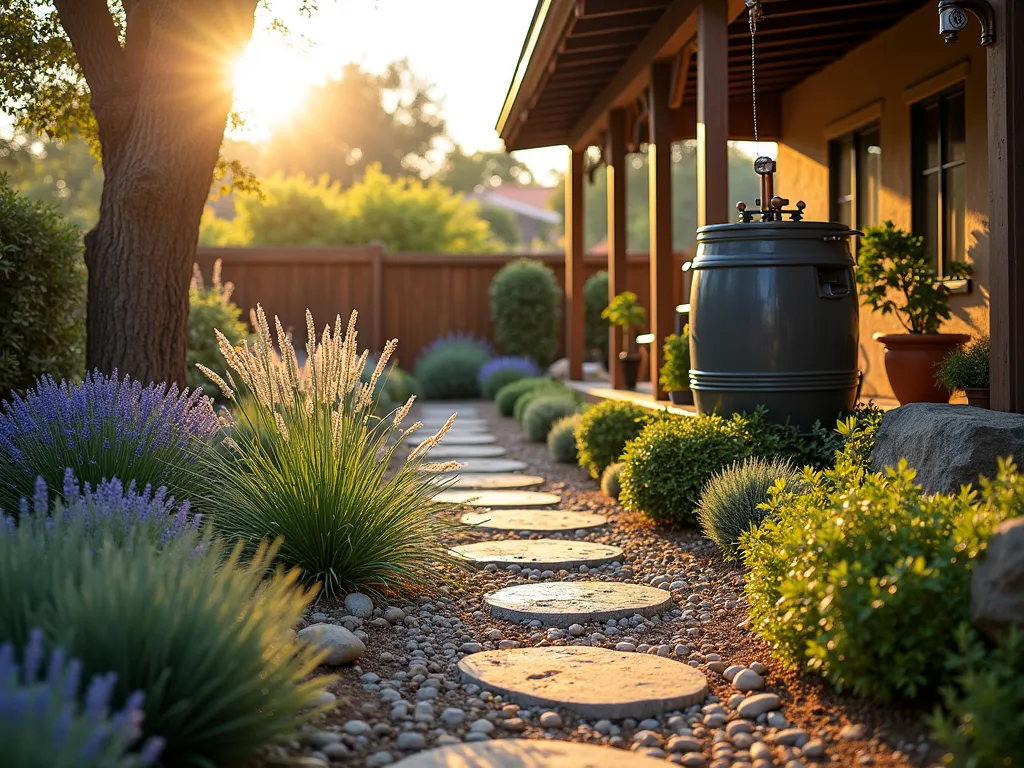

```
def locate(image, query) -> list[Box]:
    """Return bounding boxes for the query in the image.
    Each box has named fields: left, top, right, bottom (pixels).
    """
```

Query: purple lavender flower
left=0, top=370, right=220, bottom=514
left=477, top=356, right=541, bottom=388
left=0, top=629, right=163, bottom=767
left=416, top=332, right=493, bottom=365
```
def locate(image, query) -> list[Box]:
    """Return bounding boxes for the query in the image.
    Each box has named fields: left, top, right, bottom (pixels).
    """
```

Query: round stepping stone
left=435, top=490, right=560, bottom=507
left=451, top=539, right=622, bottom=569
left=391, top=740, right=666, bottom=768
left=409, top=433, right=496, bottom=446
left=461, top=509, right=607, bottom=532
left=424, top=458, right=528, bottom=474
left=418, top=419, right=489, bottom=431
left=484, top=581, right=673, bottom=627
left=432, top=473, right=544, bottom=489
left=417, top=444, right=507, bottom=458
left=419, top=405, right=480, bottom=417
left=458, top=646, right=709, bottom=719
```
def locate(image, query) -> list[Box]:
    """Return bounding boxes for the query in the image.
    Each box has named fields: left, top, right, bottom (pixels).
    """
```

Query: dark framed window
left=912, top=85, right=966, bottom=278
left=828, top=123, right=882, bottom=230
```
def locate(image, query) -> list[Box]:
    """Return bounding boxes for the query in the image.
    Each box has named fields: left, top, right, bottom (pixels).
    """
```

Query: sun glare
left=232, top=37, right=318, bottom=141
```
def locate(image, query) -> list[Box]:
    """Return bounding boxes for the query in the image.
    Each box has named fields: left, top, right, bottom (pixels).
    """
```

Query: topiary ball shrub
left=523, top=395, right=578, bottom=442
left=574, top=400, right=653, bottom=480
left=187, top=260, right=249, bottom=395
left=489, top=259, right=561, bottom=366
left=601, top=462, right=624, bottom=500
left=620, top=414, right=749, bottom=526
left=0, top=174, right=86, bottom=397
left=415, top=333, right=492, bottom=400
left=741, top=458, right=1018, bottom=702
left=584, top=271, right=610, bottom=364
left=548, top=414, right=580, bottom=463
left=495, top=377, right=550, bottom=417
left=696, top=456, right=802, bottom=557
left=514, top=382, right=572, bottom=423
left=479, top=356, right=541, bottom=400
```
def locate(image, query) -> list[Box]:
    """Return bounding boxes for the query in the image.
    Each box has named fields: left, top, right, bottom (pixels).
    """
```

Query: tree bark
left=57, top=0, right=258, bottom=387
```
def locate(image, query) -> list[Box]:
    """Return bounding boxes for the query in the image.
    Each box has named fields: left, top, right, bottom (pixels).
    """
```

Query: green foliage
left=601, top=462, right=624, bottom=500
left=482, top=368, right=527, bottom=400
left=0, top=515, right=329, bottom=766
left=479, top=204, right=522, bottom=249
left=0, top=173, right=85, bottom=397
left=523, top=394, right=578, bottom=443
left=602, top=291, right=647, bottom=330
left=495, top=377, right=551, bottom=417
left=489, top=259, right=562, bottom=365
left=857, top=220, right=971, bottom=334
left=438, top=145, right=535, bottom=193
left=201, top=166, right=495, bottom=253
left=574, top=399, right=653, bottom=480
left=513, top=382, right=572, bottom=423
left=741, top=460, right=1020, bottom=701
left=200, top=308, right=461, bottom=597
left=936, top=334, right=991, bottom=393
left=801, top=402, right=886, bottom=472
left=932, top=626, right=1024, bottom=767
left=697, top=456, right=802, bottom=557
left=584, top=271, right=610, bottom=362
left=187, top=260, right=249, bottom=395
left=548, top=414, right=580, bottom=463
left=659, top=327, right=690, bottom=392
left=384, top=366, right=420, bottom=405
left=415, top=343, right=491, bottom=400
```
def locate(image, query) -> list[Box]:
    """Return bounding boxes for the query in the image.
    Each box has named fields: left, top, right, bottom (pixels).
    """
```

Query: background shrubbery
left=574, top=400, right=652, bottom=480
left=548, top=414, right=580, bottom=463
left=187, top=260, right=249, bottom=394
left=522, top=394, right=578, bottom=442
left=415, top=332, right=492, bottom=400
left=489, top=259, right=561, bottom=366
left=584, top=271, right=609, bottom=364
left=478, top=356, right=540, bottom=400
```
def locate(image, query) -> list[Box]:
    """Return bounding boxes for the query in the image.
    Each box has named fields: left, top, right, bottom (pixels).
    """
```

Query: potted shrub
left=602, top=291, right=647, bottom=389
left=660, top=326, right=693, bottom=405
left=857, top=221, right=971, bottom=404
left=936, top=334, right=991, bottom=408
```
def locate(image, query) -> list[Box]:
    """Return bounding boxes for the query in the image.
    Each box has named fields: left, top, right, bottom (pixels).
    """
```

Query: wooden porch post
left=989, top=0, right=1024, bottom=412
left=566, top=147, right=586, bottom=382
left=606, top=109, right=628, bottom=389
left=697, top=0, right=730, bottom=227
left=648, top=60, right=675, bottom=401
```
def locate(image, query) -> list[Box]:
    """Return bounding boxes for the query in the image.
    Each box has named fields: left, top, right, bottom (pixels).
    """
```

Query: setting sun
left=231, top=37, right=318, bottom=140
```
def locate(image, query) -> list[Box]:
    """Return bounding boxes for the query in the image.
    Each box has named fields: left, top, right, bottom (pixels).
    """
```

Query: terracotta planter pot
left=874, top=332, right=971, bottom=405
left=965, top=387, right=991, bottom=409
left=619, top=352, right=641, bottom=390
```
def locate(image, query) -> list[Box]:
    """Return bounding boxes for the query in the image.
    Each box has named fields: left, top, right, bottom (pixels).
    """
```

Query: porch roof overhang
left=497, top=0, right=931, bottom=151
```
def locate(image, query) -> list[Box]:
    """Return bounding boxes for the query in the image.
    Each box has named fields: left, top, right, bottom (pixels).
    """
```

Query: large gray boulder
left=870, top=403, right=1024, bottom=495
left=972, top=517, right=1024, bottom=639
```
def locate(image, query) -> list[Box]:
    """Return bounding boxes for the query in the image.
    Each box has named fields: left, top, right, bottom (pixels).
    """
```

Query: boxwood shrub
left=601, top=462, right=624, bottom=500
left=548, top=414, right=580, bottom=463
left=513, top=382, right=573, bottom=423
left=523, top=394, right=578, bottom=442
left=584, top=271, right=609, bottom=363
left=574, top=400, right=653, bottom=480
left=489, top=259, right=561, bottom=365
left=495, top=377, right=550, bottom=417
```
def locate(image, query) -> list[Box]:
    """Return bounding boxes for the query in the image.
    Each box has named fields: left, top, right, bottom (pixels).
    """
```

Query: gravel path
left=273, top=400, right=943, bottom=768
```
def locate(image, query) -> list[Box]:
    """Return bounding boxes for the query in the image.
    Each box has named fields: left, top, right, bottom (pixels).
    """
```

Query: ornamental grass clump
left=478, top=356, right=541, bottom=400
left=574, top=400, right=653, bottom=480
left=187, top=259, right=249, bottom=394
left=936, top=334, right=991, bottom=395
left=0, top=371, right=219, bottom=514
left=547, top=414, right=580, bottom=463
left=199, top=306, right=461, bottom=596
left=741, top=459, right=1020, bottom=702
left=696, top=456, right=802, bottom=558
left=0, top=629, right=164, bottom=768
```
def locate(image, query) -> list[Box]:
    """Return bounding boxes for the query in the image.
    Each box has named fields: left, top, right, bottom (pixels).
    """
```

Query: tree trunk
left=75, top=1, right=258, bottom=387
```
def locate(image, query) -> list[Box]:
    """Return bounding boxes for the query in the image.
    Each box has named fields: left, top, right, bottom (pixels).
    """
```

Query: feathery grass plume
left=0, top=371, right=220, bottom=515
left=198, top=306, right=463, bottom=597
left=0, top=628, right=164, bottom=768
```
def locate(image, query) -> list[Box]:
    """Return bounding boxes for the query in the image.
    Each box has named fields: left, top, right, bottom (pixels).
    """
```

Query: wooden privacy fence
left=195, top=246, right=692, bottom=366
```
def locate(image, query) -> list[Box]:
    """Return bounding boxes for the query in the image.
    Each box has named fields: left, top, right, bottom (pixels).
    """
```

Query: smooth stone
left=452, top=539, right=623, bottom=570
left=972, top=517, right=1024, bottom=640
left=390, top=740, right=668, bottom=767
left=425, top=459, right=529, bottom=474
left=409, top=433, right=497, bottom=446
left=432, top=473, right=545, bottom=490
left=736, top=693, right=780, bottom=719
left=457, top=646, right=709, bottom=719
left=485, top=582, right=673, bottom=627
left=732, top=669, right=765, bottom=692
left=417, top=445, right=507, bottom=459
left=344, top=592, right=374, bottom=619
left=435, top=490, right=561, bottom=507
left=461, top=509, right=607, bottom=532
left=297, top=624, right=365, bottom=665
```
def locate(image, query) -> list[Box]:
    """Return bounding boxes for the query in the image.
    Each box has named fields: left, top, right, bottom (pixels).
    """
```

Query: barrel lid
left=693, top=220, right=858, bottom=269
left=696, top=220, right=857, bottom=241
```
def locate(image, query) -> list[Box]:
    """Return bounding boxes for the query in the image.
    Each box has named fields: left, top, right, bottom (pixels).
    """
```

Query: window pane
left=857, top=126, right=881, bottom=229
left=919, top=102, right=941, bottom=170
left=920, top=171, right=941, bottom=273
left=829, top=136, right=853, bottom=226
left=944, top=163, right=966, bottom=273
left=944, top=89, right=966, bottom=164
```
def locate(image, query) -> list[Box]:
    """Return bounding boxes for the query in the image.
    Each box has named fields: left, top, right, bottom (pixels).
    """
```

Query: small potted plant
left=857, top=221, right=971, bottom=404
left=602, top=291, right=647, bottom=390
left=660, top=326, right=692, bottom=405
left=936, top=334, right=990, bottom=408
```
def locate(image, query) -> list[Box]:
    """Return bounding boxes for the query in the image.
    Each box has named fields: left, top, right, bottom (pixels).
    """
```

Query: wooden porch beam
left=606, top=108, right=628, bottom=389
left=648, top=60, right=675, bottom=401
left=566, top=148, right=586, bottom=382
left=670, top=43, right=695, bottom=108
left=575, top=0, right=669, bottom=19
left=697, top=0, right=730, bottom=227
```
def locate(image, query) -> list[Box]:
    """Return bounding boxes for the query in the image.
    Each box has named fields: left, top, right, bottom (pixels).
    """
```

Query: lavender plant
left=478, top=356, right=542, bottom=399
left=0, top=371, right=220, bottom=514
left=198, top=307, right=463, bottom=597
left=0, top=629, right=164, bottom=768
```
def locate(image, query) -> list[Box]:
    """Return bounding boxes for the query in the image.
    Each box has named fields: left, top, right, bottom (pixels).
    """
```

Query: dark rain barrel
left=688, top=221, right=860, bottom=431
